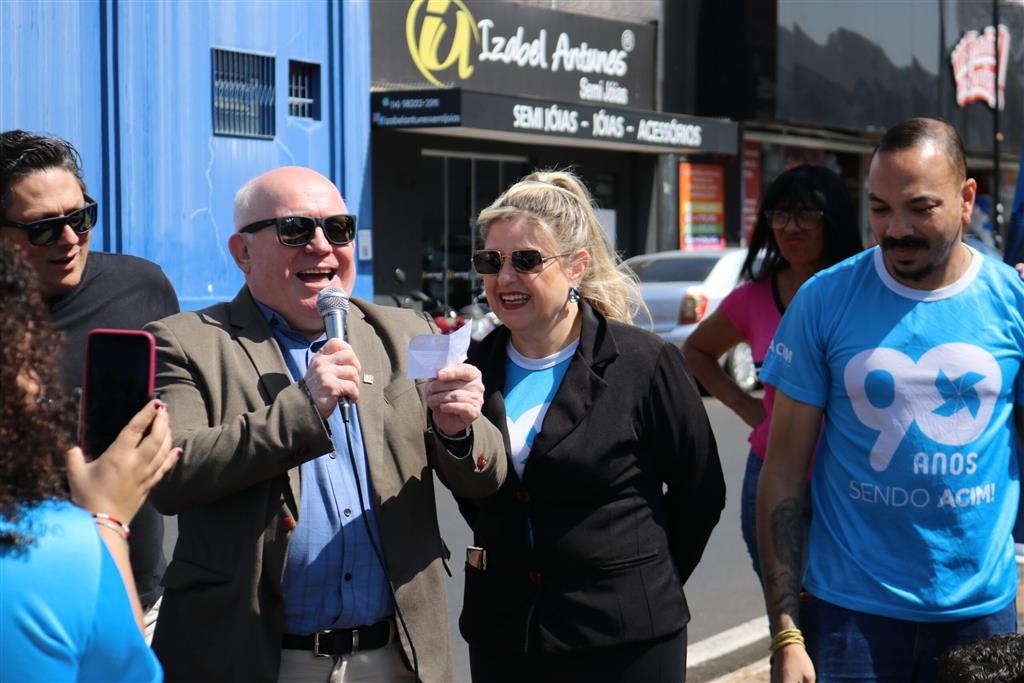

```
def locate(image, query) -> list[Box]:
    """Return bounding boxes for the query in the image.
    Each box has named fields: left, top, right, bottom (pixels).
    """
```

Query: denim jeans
left=740, top=450, right=812, bottom=580
left=802, top=595, right=1017, bottom=682
left=739, top=450, right=763, bottom=578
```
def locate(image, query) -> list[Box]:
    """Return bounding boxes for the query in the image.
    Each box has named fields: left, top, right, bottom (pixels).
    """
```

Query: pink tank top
left=718, top=278, right=781, bottom=459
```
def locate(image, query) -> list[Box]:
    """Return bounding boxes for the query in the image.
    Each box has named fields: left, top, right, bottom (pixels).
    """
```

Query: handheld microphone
left=316, top=286, right=351, bottom=419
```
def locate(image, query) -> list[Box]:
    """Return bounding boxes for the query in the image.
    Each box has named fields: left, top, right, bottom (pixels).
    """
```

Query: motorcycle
left=392, top=268, right=465, bottom=333
left=459, top=300, right=500, bottom=342
left=391, top=268, right=500, bottom=340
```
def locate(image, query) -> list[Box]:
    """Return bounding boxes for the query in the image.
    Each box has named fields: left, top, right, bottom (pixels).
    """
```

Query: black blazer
left=457, top=304, right=725, bottom=654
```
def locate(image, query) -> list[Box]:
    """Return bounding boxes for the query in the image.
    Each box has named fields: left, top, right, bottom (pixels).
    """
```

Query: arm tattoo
left=765, top=496, right=804, bottom=623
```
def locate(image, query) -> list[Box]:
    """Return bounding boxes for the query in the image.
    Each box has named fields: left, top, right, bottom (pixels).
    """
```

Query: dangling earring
left=568, top=286, right=581, bottom=304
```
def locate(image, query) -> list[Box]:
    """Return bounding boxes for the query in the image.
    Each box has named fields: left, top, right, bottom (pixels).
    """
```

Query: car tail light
left=678, top=292, right=708, bottom=324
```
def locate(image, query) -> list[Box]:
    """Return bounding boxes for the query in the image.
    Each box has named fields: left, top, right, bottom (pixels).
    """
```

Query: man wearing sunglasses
left=0, top=129, right=180, bottom=642
left=145, top=166, right=506, bottom=683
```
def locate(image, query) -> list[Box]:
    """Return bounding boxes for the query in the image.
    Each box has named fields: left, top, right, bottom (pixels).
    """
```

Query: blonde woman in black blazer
left=458, top=170, right=726, bottom=682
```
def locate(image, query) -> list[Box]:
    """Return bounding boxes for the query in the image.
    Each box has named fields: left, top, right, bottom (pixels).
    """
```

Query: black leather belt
left=282, top=619, right=395, bottom=658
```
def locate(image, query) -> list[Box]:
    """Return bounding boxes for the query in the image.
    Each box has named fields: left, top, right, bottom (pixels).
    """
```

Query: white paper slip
left=407, top=322, right=472, bottom=379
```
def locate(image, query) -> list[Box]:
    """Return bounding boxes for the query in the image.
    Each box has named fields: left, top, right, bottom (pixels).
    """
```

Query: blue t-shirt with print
left=504, top=340, right=576, bottom=478
left=761, top=246, right=1024, bottom=621
left=1, top=500, right=162, bottom=682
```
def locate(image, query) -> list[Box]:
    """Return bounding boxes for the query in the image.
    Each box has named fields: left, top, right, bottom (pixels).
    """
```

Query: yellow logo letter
left=406, top=0, right=480, bottom=86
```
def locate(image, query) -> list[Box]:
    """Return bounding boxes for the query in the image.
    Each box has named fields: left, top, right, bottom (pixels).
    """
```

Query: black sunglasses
left=239, top=214, right=356, bottom=247
left=472, top=249, right=571, bottom=275
left=764, top=209, right=825, bottom=232
left=1, top=196, right=98, bottom=247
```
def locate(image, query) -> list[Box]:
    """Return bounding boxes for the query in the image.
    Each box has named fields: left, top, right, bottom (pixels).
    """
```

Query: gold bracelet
left=770, top=636, right=805, bottom=655
left=94, top=518, right=129, bottom=543
left=769, top=628, right=805, bottom=656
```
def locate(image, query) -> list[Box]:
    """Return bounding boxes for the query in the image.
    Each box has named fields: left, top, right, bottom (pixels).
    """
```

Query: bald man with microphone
left=146, top=166, right=506, bottom=683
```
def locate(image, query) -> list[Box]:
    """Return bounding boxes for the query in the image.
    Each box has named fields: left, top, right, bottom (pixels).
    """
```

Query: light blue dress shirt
left=256, top=301, right=393, bottom=634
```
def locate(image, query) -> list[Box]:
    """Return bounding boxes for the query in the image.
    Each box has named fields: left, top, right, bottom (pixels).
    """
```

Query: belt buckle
left=312, top=630, right=334, bottom=658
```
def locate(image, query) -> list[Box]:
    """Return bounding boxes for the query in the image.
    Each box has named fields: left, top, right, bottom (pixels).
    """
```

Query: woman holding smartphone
left=0, top=242, right=180, bottom=682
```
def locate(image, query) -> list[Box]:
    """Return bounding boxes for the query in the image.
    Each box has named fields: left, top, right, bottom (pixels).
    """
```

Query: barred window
left=289, top=60, right=321, bottom=120
left=212, top=48, right=275, bottom=138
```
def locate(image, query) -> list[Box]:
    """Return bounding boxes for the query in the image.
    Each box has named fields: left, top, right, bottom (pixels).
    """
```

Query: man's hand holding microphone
left=309, top=286, right=484, bottom=438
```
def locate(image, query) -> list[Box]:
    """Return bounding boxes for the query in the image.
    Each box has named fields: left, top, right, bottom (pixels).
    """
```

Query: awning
left=370, top=88, right=739, bottom=156
left=745, top=121, right=1020, bottom=171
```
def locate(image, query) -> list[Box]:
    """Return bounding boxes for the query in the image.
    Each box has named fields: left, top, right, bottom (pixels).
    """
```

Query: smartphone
left=79, top=329, right=156, bottom=459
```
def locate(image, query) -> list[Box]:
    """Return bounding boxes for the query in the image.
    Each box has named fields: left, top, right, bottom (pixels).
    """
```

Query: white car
left=623, top=247, right=759, bottom=392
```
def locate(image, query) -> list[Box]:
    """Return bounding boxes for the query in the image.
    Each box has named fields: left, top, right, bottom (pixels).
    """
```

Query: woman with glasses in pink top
left=683, top=165, right=863, bottom=580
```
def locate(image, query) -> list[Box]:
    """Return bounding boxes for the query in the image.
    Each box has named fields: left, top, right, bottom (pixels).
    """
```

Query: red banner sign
left=951, top=25, right=1011, bottom=110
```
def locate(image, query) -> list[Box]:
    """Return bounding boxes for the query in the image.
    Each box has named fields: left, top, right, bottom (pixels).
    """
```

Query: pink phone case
left=79, top=328, right=156, bottom=458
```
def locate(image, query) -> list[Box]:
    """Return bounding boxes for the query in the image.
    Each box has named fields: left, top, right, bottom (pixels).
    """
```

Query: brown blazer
left=147, top=287, right=505, bottom=683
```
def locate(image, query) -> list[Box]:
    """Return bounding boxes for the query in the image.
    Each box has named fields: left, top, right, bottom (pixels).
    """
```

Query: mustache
left=882, top=236, right=929, bottom=250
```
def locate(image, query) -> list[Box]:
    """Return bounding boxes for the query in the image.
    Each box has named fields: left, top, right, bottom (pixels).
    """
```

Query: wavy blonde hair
left=476, top=170, right=642, bottom=324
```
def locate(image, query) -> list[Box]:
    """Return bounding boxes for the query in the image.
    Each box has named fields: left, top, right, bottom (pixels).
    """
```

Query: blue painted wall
left=1, top=1, right=110, bottom=246
left=0, top=0, right=373, bottom=309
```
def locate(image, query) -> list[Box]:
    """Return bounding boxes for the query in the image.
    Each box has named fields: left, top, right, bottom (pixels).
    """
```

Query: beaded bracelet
left=92, top=513, right=131, bottom=539
left=769, top=628, right=806, bottom=656
left=94, top=518, right=129, bottom=543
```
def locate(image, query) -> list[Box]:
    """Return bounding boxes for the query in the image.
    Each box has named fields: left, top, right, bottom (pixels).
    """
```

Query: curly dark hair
left=742, top=164, right=863, bottom=281
left=936, top=633, right=1024, bottom=682
left=1, top=130, right=87, bottom=217
left=0, top=241, right=75, bottom=549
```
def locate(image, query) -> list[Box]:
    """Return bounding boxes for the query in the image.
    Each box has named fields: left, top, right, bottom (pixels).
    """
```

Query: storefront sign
left=951, top=24, right=1011, bottom=110
left=371, top=90, right=463, bottom=128
left=372, top=0, right=656, bottom=109
left=679, top=163, right=726, bottom=250
left=371, top=89, right=738, bottom=155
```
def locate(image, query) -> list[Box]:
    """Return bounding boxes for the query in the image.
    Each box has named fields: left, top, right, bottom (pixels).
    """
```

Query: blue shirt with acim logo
left=761, top=246, right=1024, bottom=621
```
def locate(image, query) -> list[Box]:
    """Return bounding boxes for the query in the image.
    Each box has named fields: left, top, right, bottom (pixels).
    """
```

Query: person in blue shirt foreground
left=0, top=240, right=179, bottom=682
left=758, top=117, right=1024, bottom=682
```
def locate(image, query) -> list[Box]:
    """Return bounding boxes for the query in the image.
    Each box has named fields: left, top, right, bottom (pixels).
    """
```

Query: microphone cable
left=339, top=406, right=421, bottom=682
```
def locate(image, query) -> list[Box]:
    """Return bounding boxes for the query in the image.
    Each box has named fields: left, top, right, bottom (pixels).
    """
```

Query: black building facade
left=369, top=0, right=739, bottom=309
left=670, top=0, right=1023, bottom=246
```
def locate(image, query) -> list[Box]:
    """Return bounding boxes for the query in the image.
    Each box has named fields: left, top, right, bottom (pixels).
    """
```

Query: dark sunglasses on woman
left=239, top=214, right=357, bottom=247
left=472, top=249, right=570, bottom=275
left=764, top=208, right=825, bottom=231
left=1, top=197, right=98, bottom=247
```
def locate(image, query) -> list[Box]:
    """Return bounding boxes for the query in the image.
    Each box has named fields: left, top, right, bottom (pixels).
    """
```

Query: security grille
left=288, top=60, right=321, bottom=120
left=212, top=48, right=275, bottom=138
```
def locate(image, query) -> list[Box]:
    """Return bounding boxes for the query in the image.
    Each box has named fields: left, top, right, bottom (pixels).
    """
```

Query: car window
left=629, top=256, right=721, bottom=283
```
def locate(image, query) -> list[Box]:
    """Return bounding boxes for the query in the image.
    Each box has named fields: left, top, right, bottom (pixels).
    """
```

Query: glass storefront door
left=418, top=151, right=530, bottom=311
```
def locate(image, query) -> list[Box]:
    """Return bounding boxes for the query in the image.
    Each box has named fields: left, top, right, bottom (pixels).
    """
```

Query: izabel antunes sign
left=371, top=0, right=656, bottom=110
left=370, top=90, right=739, bottom=155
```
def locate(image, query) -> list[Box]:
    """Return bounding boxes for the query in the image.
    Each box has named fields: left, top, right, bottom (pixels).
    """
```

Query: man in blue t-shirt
left=758, top=118, right=1024, bottom=683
